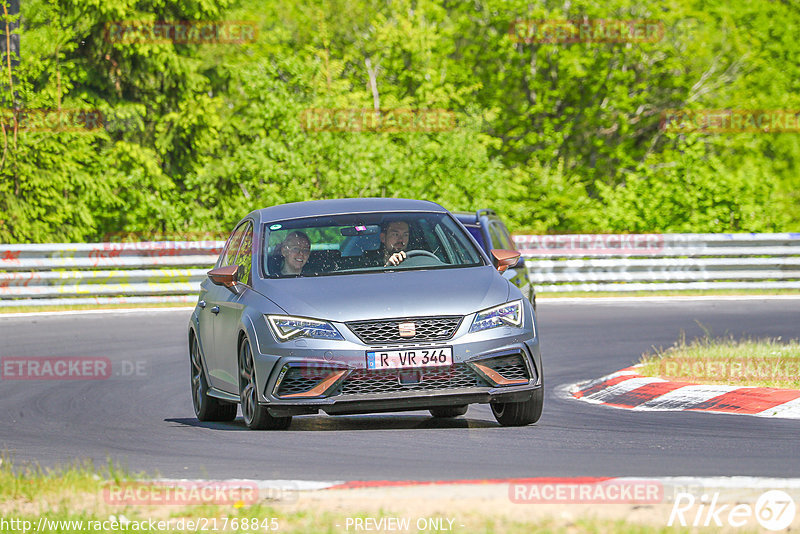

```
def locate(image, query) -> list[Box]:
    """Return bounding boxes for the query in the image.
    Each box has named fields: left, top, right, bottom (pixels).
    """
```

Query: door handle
left=198, top=300, right=206, bottom=309
left=211, top=306, right=220, bottom=315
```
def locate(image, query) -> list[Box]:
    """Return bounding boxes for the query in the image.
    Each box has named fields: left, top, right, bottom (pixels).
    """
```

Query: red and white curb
left=152, top=476, right=800, bottom=492
left=568, top=366, right=800, bottom=419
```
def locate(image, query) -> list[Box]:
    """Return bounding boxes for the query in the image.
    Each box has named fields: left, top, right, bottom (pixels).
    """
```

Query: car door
left=487, top=219, right=533, bottom=302
left=201, top=222, right=247, bottom=393
left=211, top=221, right=254, bottom=394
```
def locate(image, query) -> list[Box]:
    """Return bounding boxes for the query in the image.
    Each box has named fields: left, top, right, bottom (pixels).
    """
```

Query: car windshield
left=262, top=212, right=484, bottom=278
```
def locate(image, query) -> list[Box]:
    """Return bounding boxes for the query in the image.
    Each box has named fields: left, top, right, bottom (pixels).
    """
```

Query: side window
left=235, top=223, right=253, bottom=286
left=465, top=226, right=485, bottom=249
left=488, top=221, right=513, bottom=250
left=221, top=224, right=246, bottom=267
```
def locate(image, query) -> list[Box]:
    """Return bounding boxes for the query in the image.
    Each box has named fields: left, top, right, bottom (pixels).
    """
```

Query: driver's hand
left=385, top=251, right=407, bottom=266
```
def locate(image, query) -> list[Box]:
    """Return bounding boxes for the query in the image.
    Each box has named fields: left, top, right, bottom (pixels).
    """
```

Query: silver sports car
left=189, top=198, right=543, bottom=429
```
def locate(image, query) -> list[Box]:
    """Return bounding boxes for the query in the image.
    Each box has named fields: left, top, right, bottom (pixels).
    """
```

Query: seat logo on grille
left=398, top=322, right=416, bottom=337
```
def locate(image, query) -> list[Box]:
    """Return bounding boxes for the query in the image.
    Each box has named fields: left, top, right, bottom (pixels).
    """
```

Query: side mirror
left=208, top=265, right=240, bottom=291
left=491, top=249, right=521, bottom=273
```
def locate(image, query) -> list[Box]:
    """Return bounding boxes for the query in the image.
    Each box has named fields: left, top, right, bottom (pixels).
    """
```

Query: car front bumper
left=265, top=382, right=541, bottom=417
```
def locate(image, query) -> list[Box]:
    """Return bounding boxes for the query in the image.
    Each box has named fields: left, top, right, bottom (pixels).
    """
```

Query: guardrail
left=513, top=233, right=800, bottom=292
left=1, top=233, right=799, bottom=307
left=0, top=241, right=223, bottom=307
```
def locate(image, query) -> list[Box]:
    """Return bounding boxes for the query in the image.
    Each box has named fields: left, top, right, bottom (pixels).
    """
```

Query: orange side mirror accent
left=491, top=249, right=521, bottom=273
left=208, top=264, right=240, bottom=288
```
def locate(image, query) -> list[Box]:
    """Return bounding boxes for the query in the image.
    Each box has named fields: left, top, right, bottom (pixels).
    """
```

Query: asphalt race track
left=1, top=298, right=799, bottom=481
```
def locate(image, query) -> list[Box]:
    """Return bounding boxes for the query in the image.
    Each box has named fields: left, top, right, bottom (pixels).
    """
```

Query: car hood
left=255, top=266, right=511, bottom=322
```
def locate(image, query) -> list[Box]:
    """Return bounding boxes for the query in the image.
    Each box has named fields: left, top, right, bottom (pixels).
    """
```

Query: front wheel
left=491, top=387, right=543, bottom=426
left=239, top=337, right=292, bottom=430
left=190, top=333, right=237, bottom=422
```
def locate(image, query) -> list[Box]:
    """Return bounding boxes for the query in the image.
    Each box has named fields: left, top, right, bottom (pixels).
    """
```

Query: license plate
left=366, top=347, right=453, bottom=370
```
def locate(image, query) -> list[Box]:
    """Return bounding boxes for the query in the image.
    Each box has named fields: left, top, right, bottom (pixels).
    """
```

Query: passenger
left=279, top=231, right=311, bottom=275
left=365, top=220, right=410, bottom=267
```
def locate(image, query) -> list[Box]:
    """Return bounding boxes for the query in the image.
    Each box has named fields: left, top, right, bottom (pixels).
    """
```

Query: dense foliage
left=0, top=0, right=798, bottom=242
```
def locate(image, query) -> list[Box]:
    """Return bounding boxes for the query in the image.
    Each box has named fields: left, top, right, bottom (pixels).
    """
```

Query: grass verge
left=0, top=457, right=713, bottom=533
left=638, top=332, right=800, bottom=388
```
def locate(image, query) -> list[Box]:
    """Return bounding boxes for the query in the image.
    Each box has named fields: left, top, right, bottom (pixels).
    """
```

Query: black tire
left=429, top=405, right=468, bottom=418
left=239, top=337, right=292, bottom=430
left=190, top=333, right=237, bottom=422
left=491, top=387, right=543, bottom=426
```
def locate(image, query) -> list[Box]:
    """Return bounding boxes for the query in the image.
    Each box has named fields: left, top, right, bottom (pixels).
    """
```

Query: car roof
left=453, top=209, right=498, bottom=225
left=248, top=198, right=447, bottom=222
left=453, top=211, right=478, bottom=224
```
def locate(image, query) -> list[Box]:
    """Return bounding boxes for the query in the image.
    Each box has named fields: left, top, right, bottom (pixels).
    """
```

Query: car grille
left=346, top=316, right=463, bottom=345
left=335, top=364, right=489, bottom=396
left=483, top=354, right=530, bottom=381
left=275, top=367, right=327, bottom=396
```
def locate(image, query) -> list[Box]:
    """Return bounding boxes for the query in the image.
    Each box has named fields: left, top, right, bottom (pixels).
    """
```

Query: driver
left=364, top=220, right=410, bottom=267
left=381, top=220, right=410, bottom=266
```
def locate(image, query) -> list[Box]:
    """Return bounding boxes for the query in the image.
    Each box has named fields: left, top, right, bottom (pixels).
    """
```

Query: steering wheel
left=405, top=250, right=439, bottom=260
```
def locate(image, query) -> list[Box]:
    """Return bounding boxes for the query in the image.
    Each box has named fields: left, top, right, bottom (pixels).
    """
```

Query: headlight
left=266, top=315, right=344, bottom=341
left=469, top=300, right=523, bottom=333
